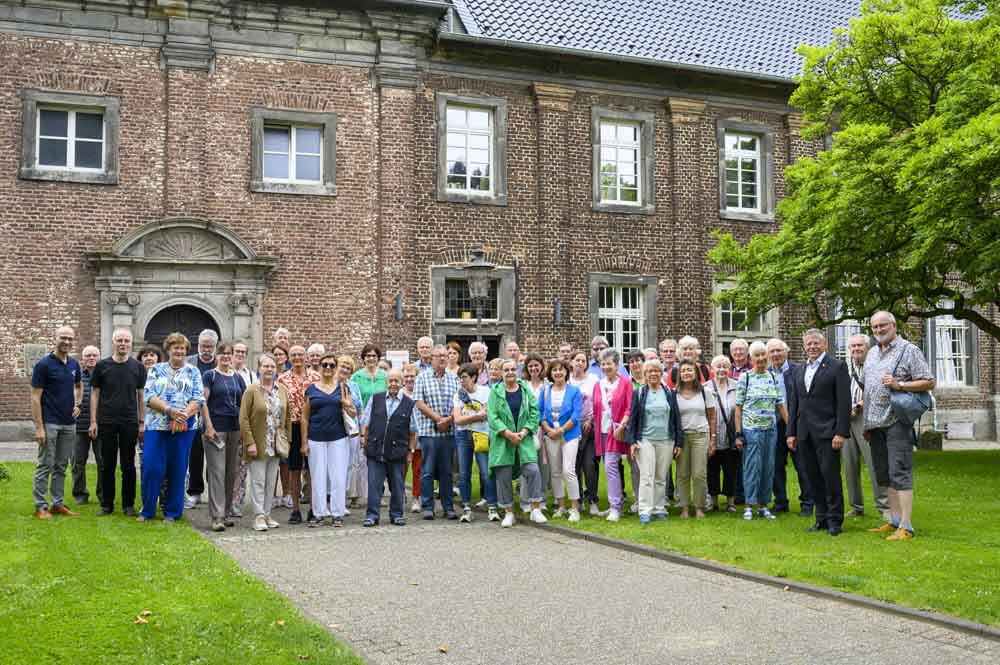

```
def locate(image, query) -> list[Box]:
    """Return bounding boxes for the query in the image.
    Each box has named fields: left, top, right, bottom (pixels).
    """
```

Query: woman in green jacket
left=488, top=359, right=544, bottom=528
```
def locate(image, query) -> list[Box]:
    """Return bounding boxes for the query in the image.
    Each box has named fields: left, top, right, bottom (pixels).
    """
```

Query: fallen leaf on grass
left=298, top=656, right=311, bottom=661
left=438, top=644, right=449, bottom=653
left=783, top=585, right=790, bottom=591
left=140, top=610, right=153, bottom=617
left=327, top=623, right=341, bottom=629
left=275, top=620, right=286, bottom=627
left=133, top=616, right=148, bottom=625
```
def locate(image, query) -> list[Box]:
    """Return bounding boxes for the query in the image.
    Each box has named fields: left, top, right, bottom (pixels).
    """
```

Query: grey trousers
left=498, top=462, right=541, bottom=508
left=71, top=431, right=105, bottom=504
left=34, top=424, right=75, bottom=510
left=204, top=430, right=241, bottom=520
left=845, top=413, right=889, bottom=515
left=519, top=435, right=548, bottom=505
left=248, top=455, right=280, bottom=518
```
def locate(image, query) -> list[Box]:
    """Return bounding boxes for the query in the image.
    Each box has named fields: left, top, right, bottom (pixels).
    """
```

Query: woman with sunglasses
left=302, top=354, right=362, bottom=527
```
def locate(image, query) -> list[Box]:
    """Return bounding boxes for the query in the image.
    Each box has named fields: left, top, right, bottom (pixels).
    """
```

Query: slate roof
left=447, top=0, right=864, bottom=81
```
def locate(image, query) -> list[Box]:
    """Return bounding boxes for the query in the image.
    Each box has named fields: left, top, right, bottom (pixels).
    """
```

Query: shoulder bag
left=888, top=344, right=932, bottom=426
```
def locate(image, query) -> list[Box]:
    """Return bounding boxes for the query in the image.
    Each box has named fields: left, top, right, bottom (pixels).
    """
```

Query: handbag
left=712, top=383, right=735, bottom=448
left=340, top=382, right=360, bottom=437
left=887, top=345, right=932, bottom=426
left=472, top=431, right=490, bottom=453
left=275, top=424, right=290, bottom=458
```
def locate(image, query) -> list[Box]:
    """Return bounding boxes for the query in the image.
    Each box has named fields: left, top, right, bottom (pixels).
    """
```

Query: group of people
left=29, top=309, right=932, bottom=540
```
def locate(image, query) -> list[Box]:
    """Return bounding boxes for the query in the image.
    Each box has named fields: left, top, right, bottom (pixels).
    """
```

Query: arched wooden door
left=144, top=305, right=219, bottom=350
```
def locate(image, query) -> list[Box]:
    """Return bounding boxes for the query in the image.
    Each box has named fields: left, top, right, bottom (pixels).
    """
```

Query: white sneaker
left=266, top=516, right=280, bottom=529
left=453, top=487, right=461, bottom=497
left=606, top=509, right=621, bottom=522
left=253, top=515, right=268, bottom=531
left=629, top=503, right=639, bottom=514
left=530, top=508, right=548, bottom=524
left=743, top=508, right=754, bottom=521
left=501, top=512, right=515, bottom=528
left=184, top=495, right=198, bottom=510
left=459, top=507, right=473, bottom=523
left=589, top=502, right=600, bottom=516
left=567, top=509, right=580, bottom=523
left=343, top=508, right=351, bottom=516
left=487, top=507, right=500, bottom=522
left=520, top=503, right=530, bottom=513
left=410, top=500, right=421, bottom=513
left=475, top=499, right=487, bottom=508
left=552, top=507, right=567, bottom=519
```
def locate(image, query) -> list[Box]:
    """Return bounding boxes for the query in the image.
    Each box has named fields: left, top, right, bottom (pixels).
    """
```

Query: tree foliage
left=710, top=0, right=1000, bottom=340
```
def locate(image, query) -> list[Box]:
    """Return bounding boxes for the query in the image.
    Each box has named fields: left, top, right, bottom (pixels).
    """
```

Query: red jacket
left=592, top=376, right=633, bottom=456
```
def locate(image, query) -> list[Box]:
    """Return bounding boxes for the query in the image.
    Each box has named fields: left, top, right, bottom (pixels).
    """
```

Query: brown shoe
left=49, top=504, right=80, bottom=516
left=867, top=522, right=895, bottom=534
left=886, top=527, right=914, bottom=541
left=34, top=508, right=53, bottom=520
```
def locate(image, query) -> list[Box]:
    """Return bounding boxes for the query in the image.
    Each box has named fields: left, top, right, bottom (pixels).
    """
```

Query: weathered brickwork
left=1, top=1, right=996, bottom=437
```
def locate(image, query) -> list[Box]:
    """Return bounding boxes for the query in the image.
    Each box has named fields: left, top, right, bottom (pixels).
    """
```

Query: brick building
left=0, top=0, right=996, bottom=439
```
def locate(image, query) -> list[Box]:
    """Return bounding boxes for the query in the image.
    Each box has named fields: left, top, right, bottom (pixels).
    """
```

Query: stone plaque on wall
left=23, top=344, right=48, bottom=376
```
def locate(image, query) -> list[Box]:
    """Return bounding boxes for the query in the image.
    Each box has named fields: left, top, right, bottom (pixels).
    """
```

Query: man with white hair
left=416, top=336, right=434, bottom=374
left=30, top=326, right=82, bottom=519
left=185, top=328, right=218, bottom=509
left=588, top=335, right=629, bottom=379
left=89, top=328, right=146, bottom=516
left=668, top=336, right=710, bottom=385
left=728, top=338, right=752, bottom=379
left=863, top=311, right=934, bottom=541
left=767, top=338, right=812, bottom=516
left=71, top=345, right=101, bottom=505
left=468, top=341, right=490, bottom=385
left=843, top=333, right=889, bottom=519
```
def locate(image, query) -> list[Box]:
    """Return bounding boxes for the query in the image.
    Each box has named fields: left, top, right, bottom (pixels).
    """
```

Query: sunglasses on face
left=320, top=362, right=337, bottom=369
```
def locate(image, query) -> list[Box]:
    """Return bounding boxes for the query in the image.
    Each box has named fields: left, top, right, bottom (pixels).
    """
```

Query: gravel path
left=193, top=504, right=999, bottom=665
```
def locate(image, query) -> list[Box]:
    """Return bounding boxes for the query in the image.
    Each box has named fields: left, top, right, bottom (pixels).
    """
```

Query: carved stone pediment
left=124, top=228, right=243, bottom=261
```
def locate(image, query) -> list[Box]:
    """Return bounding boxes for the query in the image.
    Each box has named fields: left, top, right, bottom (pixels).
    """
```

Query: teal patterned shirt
left=735, top=370, right=784, bottom=431
left=144, top=362, right=205, bottom=431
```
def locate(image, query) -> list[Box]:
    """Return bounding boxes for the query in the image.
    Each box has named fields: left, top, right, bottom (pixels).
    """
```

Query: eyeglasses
left=364, top=353, right=378, bottom=359
left=320, top=362, right=337, bottom=369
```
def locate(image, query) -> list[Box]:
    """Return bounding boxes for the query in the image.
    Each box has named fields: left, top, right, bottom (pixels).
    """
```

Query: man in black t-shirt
left=90, top=328, right=147, bottom=516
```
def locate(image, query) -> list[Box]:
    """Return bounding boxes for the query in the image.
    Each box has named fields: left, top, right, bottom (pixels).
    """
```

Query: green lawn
left=558, top=450, right=1000, bottom=627
left=0, top=463, right=360, bottom=665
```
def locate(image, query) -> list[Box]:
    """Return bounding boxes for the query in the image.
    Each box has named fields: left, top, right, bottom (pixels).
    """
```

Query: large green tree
left=710, top=0, right=1000, bottom=339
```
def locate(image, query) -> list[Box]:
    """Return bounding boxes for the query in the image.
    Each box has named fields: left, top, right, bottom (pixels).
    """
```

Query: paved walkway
left=189, top=505, right=998, bottom=665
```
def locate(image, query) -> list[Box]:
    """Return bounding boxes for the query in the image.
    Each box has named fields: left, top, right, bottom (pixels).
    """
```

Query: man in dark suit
left=786, top=329, right=851, bottom=536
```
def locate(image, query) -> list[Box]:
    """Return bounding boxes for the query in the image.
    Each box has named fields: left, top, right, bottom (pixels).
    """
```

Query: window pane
left=468, top=110, right=490, bottom=129
left=446, top=131, right=467, bottom=149
left=468, top=148, right=489, bottom=165
left=447, top=174, right=466, bottom=189
left=75, top=113, right=103, bottom=140
left=601, top=185, right=616, bottom=201
left=38, top=138, right=67, bottom=166
left=742, top=183, right=757, bottom=196
left=471, top=175, right=490, bottom=191
left=725, top=158, right=738, bottom=171
left=725, top=133, right=739, bottom=151
left=741, top=158, right=757, bottom=173
left=263, top=153, right=289, bottom=179
left=721, top=311, right=732, bottom=331
left=295, top=154, right=320, bottom=181
left=619, top=148, right=637, bottom=165
left=295, top=127, right=321, bottom=154
left=600, top=122, right=615, bottom=142
left=621, top=188, right=638, bottom=202
left=740, top=136, right=758, bottom=151
left=726, top=182, right=739, bottom=195
left=620, top=175, right=637, bottom=189
left=446, top=107, right=466, bottom=128
left=468, top=133, right=489, bottom=150
left=39, top=110, right=68, bottom=137
left=743, top=196, right=757, bottom=209
left=601, top=146, right=616, bottom=163
left=264, top=127, right=290, bottom=153
left=617, top=124, right=638, bottom=143
left=726, top=194, right=739, bottom=208
left=618, top=160, right=636, bottom=176
left=448, top=160, right=467, bottom=175
left=74, top=141, right=102, bottom=169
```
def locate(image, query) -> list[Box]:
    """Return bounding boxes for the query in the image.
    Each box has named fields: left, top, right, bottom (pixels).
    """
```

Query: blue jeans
left=419, top=435, right=455, bottom=514
left=742, top=427, right=776, bottom=506
left=141, top=428, right=196, bottom=519
left=457, top=430, right=497, bottom=507
left=366, top=458, right=406, bottom=522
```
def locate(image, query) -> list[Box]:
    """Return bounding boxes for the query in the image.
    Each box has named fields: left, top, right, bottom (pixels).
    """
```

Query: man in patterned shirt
left=278, top=345, right=320, bottom=523
left=863, top=311, right=934, bottom=541
left=413, top=344, right=460, bottom=520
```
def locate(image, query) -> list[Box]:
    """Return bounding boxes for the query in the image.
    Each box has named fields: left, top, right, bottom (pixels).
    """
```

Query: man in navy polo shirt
left=30, top=326, right=83, bottom=519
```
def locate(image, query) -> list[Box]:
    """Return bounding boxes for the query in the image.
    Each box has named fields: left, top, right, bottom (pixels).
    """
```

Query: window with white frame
left=263, top=124, right=322, bottom=183
left=445, top=105, right=493, bottom=194
left=713, top=283, right=777, bottom=355
left=723, top=131, right=761, bottom=213
left=828, top=299, right=866, bottom=360
left=599, top=120, right=640, bottom=204
left=598, top=285, right=645, bottom=354
left=250, top=107, right=336, bottom=196
left=928, top=314, right=976, bottom=387
left=36, top=108, right=105, bottom=171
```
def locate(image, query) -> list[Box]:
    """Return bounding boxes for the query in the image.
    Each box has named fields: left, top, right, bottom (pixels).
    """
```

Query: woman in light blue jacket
left=538, top=358, right=584, bottom=522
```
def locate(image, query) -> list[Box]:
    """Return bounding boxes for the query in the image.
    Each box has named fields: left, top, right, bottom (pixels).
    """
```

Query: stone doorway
left=87, top=218, right=277, bottom=357
left=144, top=304, right=220, bottom=349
